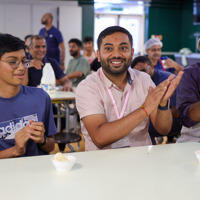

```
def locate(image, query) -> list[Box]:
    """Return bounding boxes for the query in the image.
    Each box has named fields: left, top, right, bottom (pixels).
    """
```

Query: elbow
left=92, top=137, right=106, bottom=149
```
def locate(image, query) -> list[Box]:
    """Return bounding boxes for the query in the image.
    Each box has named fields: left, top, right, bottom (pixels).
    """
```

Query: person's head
left=0, top=33, right=30, bottom=87
left=68, top=38, right=82, bottom=58
left=97, top=26, right=134, bottom=76
left=83, top=36, right=94, bottom=52
left=144, top=38, right=163, bottom=62
left=24, top=34, right=33, bottom=53
left=41, top=13, right=53, bottom=26
left=29, top=35, right=46, bottom=61
left=131, top=56, right=154, bottom=78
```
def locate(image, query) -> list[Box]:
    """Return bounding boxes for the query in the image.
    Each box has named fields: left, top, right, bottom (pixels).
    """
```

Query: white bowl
left=51, top=155, right=76, bottom=172
left=195, top=150, right=200, bottom=163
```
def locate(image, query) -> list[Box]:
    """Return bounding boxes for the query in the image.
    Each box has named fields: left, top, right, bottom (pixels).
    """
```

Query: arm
left=0, top=125, right=31, bottom=159
left=57, top=75, right=73, bottom=91
left=165, top=58, right=184, bottom=74
left=59, top=42, right=65, bottom=71
left=66, top=71, right=83, bottom=80
left=23, top=60, right=43, bottom=86
left=150, top=71, right=183, bottom=134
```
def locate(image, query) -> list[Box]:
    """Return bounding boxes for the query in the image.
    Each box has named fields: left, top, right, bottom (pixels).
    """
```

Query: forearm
left=66, top=71, right=83, bottom=80
left=0, top=146, right=23, bottom=159
left=188, top=102, right=200, bottom=122
left=153, top=109, right=172, bottom=135
left=85, top=107, right=148, bottom=149
left=174, top=63, right=184, bottom=73
left=39, top=136, right=55, bottom=153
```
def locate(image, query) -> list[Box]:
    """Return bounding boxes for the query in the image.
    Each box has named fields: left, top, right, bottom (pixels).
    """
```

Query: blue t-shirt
left=0, top=85, right=57, bottom=157
left=154, top=56, right=175, bottom=74
left=39, top=26, right=64, bottom=64
left=28, top=56, right=65, bottom=87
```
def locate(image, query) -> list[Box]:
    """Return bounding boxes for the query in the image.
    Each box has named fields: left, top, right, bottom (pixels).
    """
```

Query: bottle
left=40, top=63, right=56, bottom=94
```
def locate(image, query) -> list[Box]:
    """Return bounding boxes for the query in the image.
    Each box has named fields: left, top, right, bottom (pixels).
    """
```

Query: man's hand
left=160, top=71, right=183, bottom=105
left=27, top=121, right=46, bottom=144
left=29, top=59, right=43, bottom=70
left=61, top=79, right=73, bottom=91
left=165, top=58, right=184, bottom=72
left=143, top=71, right=183, bottom=114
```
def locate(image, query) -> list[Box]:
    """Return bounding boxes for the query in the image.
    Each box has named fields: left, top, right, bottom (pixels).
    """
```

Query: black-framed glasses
left=0, top=59, right=31, bottom=69
left=140, top=65, right=150, bottom=72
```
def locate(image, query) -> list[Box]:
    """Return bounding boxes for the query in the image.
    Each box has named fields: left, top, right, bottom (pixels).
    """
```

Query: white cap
left=144, top=38, right=163, bottom=52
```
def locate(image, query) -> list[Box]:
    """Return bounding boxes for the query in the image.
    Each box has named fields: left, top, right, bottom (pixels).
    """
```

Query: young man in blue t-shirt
left=0, top=33, right=57, bottom=159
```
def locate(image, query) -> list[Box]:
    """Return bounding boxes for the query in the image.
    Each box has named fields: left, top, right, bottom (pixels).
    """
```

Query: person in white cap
left=144, top=38, right=183, bottom=74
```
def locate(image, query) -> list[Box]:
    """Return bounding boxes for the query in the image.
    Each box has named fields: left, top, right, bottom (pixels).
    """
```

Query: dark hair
left=29, top=35, right=45, bottom=47
left=0, top=33, right=26, bottom=59
left=83, top=36, right=93, bottom=43
left=131, top=56, right=151, bottom=69
left=24, top=34, right=33, bottom=41
left=68, top=38, right=82, bottom=47
left=97, top=26, right=133, bottom=49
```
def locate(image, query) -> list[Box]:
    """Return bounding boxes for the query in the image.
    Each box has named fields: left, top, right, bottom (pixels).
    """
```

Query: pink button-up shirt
left=76, top=68, right=155, bottom=151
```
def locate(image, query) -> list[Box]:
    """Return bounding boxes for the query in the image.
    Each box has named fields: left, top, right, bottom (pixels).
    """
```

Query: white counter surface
left=1, top=142, right=200, bottom=200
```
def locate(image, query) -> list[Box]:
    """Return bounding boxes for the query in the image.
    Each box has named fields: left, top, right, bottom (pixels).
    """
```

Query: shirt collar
left=99, top=68, right=133, bottom=90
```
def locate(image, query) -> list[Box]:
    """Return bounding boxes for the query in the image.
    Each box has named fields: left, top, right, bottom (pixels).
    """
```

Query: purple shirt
left=176, top=63, right=200, bottom=127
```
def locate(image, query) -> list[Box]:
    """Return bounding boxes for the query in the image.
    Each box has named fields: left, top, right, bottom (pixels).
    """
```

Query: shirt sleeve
left=55, top=30, right=64, bottom=44
left=50, top=58, right=65, bottom=80
left=176, top=65, right=200, bottom=127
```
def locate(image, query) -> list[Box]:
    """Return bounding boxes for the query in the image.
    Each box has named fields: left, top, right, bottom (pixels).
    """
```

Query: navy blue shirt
left=154, top=56, right=175, bottom=74
left=39, top=26, right=64, bottom=64
left=0, top=85, right=57, bottom=157
left=28, top=56, right=65, bottom=87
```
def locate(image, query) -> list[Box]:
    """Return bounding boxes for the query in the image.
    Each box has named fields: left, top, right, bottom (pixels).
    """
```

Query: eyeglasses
left=140, top=65, right=150, bottom=72
left=0, top=59, right=31, bottom=69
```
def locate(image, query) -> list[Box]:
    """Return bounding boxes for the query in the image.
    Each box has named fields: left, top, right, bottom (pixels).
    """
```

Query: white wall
left=0, top=0, right=81, bottom=67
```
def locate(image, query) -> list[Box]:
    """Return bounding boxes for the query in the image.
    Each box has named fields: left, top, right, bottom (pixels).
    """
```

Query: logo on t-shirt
left=0, top=114, right=38, bottom=140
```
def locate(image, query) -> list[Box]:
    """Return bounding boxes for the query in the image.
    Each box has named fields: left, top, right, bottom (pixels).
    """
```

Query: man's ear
left=97, top=50, right=101, bottom=62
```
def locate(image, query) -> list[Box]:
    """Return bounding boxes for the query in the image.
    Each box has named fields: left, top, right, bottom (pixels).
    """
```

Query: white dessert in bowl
left=51, top=152, right=76, bottom=172
left=195, top=150, right=200, bottom=163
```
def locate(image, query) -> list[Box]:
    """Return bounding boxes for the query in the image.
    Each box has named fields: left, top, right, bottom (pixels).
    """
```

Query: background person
left=66, top=38, right=90, bottom=87
left=76, top=26, right=183, bottom=151
left=176, top=39, right=200, bottom=143
left=39, top=12, right=66, bottom=70
left=144, top=38, right=184, bottom=74
left=83, top=36, right=96, bottom=64
left=25, top=35, right=72, bottom=91
left=0, top=33, right=56, bottom=159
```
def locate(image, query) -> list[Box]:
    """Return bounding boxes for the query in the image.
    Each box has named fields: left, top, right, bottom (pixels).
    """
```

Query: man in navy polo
left=39, top=13, right=65, bottom=71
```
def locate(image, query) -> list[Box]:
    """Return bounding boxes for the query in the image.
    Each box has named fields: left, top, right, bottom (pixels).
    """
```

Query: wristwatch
left=158, top=99, right=170, bottom=110
left=38, top=135, right=47, bottom=146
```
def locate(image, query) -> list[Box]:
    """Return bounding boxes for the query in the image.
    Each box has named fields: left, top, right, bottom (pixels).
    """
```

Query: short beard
left=101, top=57, right=132, bottom=76
left=70, top=51, right=78, bottom=57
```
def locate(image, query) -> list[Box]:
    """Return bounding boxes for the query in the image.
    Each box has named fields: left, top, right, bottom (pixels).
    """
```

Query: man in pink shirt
left=76, top=26, right=183, bottom=151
